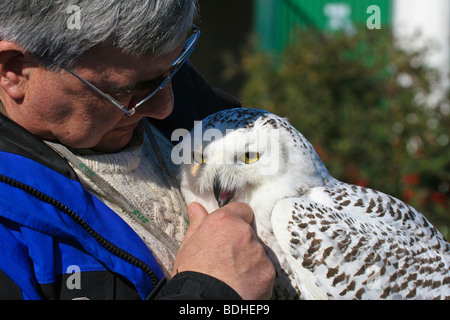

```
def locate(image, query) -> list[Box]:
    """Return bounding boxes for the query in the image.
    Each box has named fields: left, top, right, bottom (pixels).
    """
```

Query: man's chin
left=91, top=129, right=135, bottom=154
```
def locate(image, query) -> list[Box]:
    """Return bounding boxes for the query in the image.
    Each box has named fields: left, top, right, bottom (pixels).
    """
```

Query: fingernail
left=188, top=205, right=196, bottom=218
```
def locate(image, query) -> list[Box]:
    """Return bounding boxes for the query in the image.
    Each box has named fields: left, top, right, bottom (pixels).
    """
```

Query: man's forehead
left=73, top=44, right=183, bottom=85
left=78, top=44, right=181, bottom=70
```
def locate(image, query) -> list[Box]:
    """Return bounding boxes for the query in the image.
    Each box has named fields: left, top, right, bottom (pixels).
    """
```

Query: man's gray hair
left=0, top=0, right=197, bottom=69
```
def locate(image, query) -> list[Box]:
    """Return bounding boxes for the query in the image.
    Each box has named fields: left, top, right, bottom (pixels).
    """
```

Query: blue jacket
left=0, top=64, right=242, bottom=300
left=0, top=141, right=164, bottom=299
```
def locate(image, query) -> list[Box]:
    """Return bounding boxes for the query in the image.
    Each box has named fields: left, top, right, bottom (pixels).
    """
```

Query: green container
left=254, top=0, right=392, bottom=53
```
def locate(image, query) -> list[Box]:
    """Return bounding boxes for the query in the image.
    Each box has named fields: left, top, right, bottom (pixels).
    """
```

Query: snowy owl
left=174, top=108, right=450, bottom=300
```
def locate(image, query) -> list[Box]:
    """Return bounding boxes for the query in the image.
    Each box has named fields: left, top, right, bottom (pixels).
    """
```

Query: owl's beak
left=213, top=176, right=236, bottom=208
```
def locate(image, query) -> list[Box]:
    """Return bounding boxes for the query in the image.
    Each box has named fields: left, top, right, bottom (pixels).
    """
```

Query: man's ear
left=0, top=41, right=33, bottom=102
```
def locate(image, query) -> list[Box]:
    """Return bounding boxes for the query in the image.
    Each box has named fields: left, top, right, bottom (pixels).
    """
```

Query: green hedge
left=226, top=26, right=449, bottom=239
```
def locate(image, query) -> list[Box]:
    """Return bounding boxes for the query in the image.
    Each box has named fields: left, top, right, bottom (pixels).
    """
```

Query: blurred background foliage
left=223, top=26, right=449, bottom=239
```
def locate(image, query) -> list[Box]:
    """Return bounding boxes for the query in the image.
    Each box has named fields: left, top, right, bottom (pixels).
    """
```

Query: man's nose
left=130, top=81, right=174, bottom=120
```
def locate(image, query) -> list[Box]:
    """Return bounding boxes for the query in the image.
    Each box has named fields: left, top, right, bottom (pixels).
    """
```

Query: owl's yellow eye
left=242, top=151, right=260, bottom=164
left=192, top=151, right=205, bottom=164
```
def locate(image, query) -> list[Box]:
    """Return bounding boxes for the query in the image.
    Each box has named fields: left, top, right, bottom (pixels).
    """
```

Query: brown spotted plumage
left=178, top=108, right=450, bottom=300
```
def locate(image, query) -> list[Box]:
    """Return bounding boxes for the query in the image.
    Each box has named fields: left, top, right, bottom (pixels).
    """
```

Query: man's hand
left=172, top=202, right=275, bottom=300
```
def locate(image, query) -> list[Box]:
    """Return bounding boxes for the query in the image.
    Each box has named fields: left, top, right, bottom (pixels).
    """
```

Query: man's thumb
left=184, top=202, right=208, bottom=239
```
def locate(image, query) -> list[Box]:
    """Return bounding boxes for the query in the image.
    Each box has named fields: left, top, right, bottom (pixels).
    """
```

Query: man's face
left=5, top=45, right=181, bottom=153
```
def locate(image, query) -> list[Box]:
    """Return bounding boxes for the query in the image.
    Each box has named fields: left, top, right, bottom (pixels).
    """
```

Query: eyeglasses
left=47, top=24, right=200, bottom=118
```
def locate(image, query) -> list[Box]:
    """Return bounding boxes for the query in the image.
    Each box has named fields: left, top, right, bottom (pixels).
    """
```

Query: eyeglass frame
left=44, top=24, right=200, bottom=118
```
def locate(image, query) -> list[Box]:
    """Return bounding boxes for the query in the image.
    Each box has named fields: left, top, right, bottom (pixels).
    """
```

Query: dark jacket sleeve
left=0, top=269, right=23, bottom=300
left=150, top=271, right=242, bottom=300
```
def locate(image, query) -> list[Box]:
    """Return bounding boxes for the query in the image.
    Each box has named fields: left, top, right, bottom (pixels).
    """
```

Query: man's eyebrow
left=110, top=73, right=167, bottom=93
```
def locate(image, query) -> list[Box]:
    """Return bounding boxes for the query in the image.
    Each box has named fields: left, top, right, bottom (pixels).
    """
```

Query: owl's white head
left=175, top=108, right=332, bottom=219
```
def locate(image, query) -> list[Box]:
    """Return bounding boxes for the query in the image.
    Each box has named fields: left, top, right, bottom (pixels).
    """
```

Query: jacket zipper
left=0, top=174, right=159, bottom=287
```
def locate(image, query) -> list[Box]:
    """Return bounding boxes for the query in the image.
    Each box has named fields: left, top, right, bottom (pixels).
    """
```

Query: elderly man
left=0, top=1, right=274, bottom=300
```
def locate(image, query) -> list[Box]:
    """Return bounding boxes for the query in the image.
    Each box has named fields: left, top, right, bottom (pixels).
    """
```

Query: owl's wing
left=271, top=182, right=450, bottom=300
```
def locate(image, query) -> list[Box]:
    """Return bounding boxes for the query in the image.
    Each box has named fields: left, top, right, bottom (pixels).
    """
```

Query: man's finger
left=184, top=202, right=208, bottom=241
left=217, top=202, right=254, bottom=225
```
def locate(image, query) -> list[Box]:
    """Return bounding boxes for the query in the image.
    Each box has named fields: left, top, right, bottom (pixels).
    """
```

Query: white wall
left=393, top=0, right=450, bottom=100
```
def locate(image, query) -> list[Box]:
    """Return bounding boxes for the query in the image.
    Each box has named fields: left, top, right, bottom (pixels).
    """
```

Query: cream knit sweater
left=57, top=122, right=188, bottom=276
